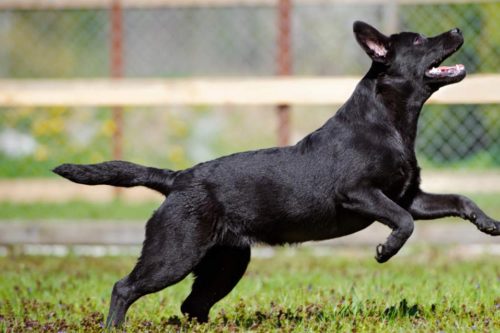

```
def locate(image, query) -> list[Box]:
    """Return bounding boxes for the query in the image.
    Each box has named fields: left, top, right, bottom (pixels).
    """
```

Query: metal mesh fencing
left=0, top=1, right=499, bottom=178
left=0, top=10, right=109, bottom=78
left=1, top=3, right=498, bottom=77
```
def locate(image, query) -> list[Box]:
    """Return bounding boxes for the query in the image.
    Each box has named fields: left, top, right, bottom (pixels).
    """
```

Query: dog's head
left=353, top=21, right=465, bottom=90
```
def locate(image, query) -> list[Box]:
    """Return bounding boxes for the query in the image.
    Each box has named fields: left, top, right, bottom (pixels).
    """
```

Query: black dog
left=54, top=21, right=499, bottom=328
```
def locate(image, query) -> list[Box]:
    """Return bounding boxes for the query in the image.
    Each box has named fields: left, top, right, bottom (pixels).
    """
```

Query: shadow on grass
left=160, top=298, right=424, bottom=331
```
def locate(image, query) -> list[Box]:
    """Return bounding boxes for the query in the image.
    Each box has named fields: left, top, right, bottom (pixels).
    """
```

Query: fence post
left=383, top=2, right=399, bottom=33
left=110, top=0, right=124, bottom=197
left=276, top=0, right=292, bottom=147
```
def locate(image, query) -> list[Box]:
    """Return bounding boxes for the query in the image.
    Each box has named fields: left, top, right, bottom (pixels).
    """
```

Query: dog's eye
left=413, top=35, right=425, bottom=45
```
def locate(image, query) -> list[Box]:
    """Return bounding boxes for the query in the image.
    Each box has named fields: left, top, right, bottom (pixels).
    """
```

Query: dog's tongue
left=426, top=64, right=465, bottom=77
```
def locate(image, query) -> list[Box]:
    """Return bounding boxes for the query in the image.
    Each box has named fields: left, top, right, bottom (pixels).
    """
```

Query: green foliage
left=0, top=250, right=499, bottom=332
left=0, top=200, right=160, bottom=220
left=0, top=107, right=112, bottom=177
left=0, top=106, right=278, bottom=178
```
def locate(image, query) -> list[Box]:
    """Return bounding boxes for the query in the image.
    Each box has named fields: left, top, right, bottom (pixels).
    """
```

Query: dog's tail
left=53, top=160, right=176, bottom=195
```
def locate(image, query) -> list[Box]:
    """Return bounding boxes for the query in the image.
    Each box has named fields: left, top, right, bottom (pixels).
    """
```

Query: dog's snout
left=451, top=28, right=461, bottom=35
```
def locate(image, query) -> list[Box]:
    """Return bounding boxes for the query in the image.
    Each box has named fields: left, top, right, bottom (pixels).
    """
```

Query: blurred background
left=0, top=0, right=498, bottom=253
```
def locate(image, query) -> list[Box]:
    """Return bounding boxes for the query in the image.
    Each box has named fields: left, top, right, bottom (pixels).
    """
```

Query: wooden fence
left=0, top=75, right=499, bottom=107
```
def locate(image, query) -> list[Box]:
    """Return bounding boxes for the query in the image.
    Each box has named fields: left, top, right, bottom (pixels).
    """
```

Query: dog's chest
left=384, top=152, right=419, bottom=200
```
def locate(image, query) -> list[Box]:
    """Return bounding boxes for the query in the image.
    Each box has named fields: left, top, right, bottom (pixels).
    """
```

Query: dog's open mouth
left=425, top=63, right=465, bottom=78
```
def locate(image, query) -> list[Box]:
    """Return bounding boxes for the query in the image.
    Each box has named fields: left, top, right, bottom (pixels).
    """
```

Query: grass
left=0, top=248, right=499, bottom=332
left=0, top=193, right=499, bottom=221
left=0, top=200, right=160, bottom=221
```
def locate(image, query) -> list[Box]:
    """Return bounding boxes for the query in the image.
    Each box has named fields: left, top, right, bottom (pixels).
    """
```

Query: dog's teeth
left=429, top=67, right=440, bottom=74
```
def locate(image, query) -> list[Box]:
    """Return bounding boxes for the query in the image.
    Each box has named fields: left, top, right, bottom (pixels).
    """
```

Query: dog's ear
left=353, top=21, right=390, bottom=63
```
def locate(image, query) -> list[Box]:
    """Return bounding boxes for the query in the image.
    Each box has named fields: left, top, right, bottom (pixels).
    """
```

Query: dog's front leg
left=342, top=189, right=414, bottom=263
left=408, top=190, right=500, bottom=235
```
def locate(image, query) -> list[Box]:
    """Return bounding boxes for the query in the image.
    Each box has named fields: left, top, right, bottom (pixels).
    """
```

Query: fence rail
left=0, top=74, right=498, bottom=107
left=2, top=171, right=499, bottom=203
left=0, top=220, right=498, bottom=246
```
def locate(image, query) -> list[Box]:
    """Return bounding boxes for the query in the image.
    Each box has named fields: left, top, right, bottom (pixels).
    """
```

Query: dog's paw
left=476, top=217, right=500, bottom=236
left=375, top=244, right=392, bottom=263
left=485, top=222, right=500, bottom=236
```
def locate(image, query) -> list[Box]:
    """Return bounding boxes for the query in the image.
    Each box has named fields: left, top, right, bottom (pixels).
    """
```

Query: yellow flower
left=50, top=117, right=64, bottom=134
left=171, top=119, right=188, bottom=137
left=101, top=119, right=117, bottom=137
left=32, top=120, right=50, bottom=136
left=32, top=117, right=64, bottom=136
left=48, top=107, right=68, bottom=117
left=18, top=107, right=35, bottom=118
left=34, top=145, right=49, bottom=161
left=168, top=145, right=186, bottom=165
left=90, top=152, right=104, bottom=163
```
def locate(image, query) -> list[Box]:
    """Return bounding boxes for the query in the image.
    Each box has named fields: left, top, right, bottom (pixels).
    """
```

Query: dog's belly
left=243, top=210, right=375, bottom=245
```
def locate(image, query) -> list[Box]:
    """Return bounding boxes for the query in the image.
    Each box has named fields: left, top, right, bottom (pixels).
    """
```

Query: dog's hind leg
left=181, top=245, right=251, bottom=322
left=407, top=190, right=500, bottom=235
left=105, top=206, right=214, bottom=329
left=342, top=189, right=414, bottom=263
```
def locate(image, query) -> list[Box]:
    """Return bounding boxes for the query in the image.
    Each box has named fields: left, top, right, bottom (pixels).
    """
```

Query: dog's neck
left=351, top=65, right=432, bottom=147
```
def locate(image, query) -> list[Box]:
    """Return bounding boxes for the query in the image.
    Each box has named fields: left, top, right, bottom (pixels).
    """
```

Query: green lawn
left=0, top=193, right=498, bottom=221
left=0, top=249, right=499, bottom=332
left=0, top=200, right=160, bottom=221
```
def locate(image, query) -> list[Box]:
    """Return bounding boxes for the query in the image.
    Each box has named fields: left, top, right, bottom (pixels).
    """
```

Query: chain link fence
left=0, top=1, right=499, bottom=178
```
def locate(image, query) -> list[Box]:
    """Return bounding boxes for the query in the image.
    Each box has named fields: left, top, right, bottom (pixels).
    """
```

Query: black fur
left=54, top=161, right=174, bottom=195
left=54, top=22, right=499, bottom=328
